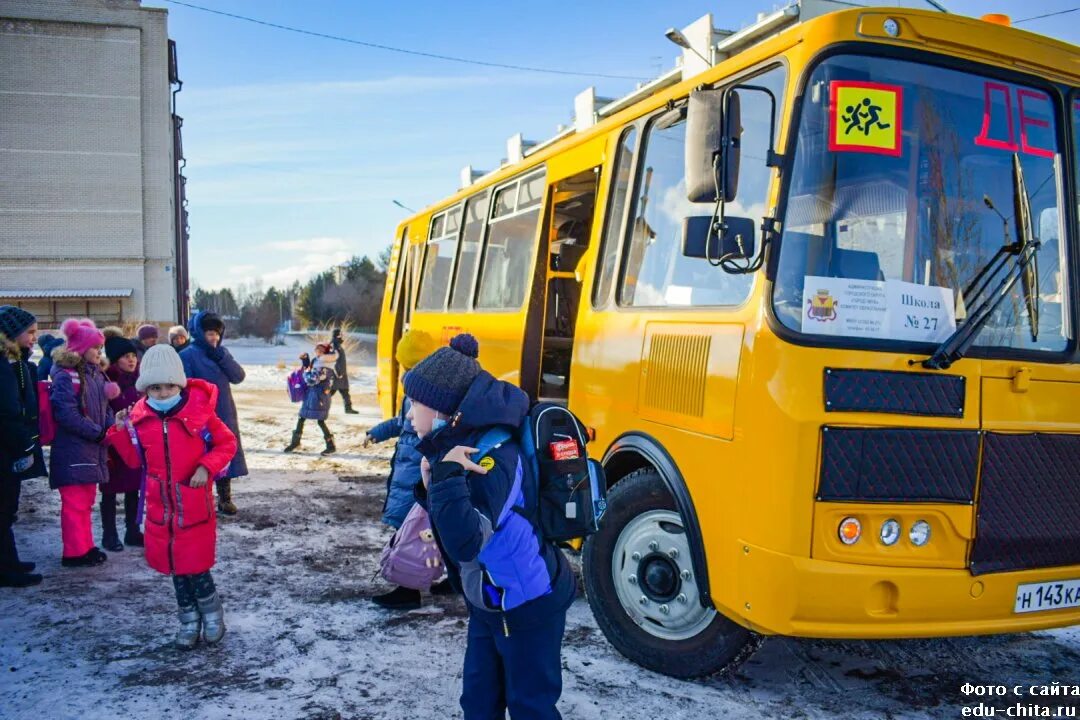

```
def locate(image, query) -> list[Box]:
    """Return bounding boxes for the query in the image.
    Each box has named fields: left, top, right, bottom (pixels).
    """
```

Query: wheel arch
left=601, top=432, right=712, bottom=607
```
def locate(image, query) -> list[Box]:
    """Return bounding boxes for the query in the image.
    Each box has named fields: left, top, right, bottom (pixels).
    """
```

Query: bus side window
left=448, top=192, right=488, bottom=310
left=416, top=205, right=462, bottom=310
left=476, top=170, right=546, bottom=310
left=389, top=226, right=409, bottom=312
left=593, top=127, right=637, bottom=308
left=618, top=64, right=785, bottom=308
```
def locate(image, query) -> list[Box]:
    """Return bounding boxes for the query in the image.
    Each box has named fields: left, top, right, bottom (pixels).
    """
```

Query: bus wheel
left=583, top=467, right=760, bottom=678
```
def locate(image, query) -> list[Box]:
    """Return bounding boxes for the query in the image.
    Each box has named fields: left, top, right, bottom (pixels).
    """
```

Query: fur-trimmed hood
left=51, top=343, right=109, bottom=371
left=2, top=334, right=20, bottom=362
left=1, top=334, right=27, bottom=362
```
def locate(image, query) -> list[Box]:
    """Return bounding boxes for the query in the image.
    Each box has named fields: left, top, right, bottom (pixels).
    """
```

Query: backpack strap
left=471, top=427, right=519, bottom=529
left=473, top=427, right=512, bottom=462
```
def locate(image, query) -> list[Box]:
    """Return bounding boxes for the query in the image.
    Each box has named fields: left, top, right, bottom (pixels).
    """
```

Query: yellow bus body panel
left=377, top=7, right=1080, bottom=639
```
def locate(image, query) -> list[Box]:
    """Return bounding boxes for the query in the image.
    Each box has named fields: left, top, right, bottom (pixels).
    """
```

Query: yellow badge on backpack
left=479, top=456, right=496, bottom=471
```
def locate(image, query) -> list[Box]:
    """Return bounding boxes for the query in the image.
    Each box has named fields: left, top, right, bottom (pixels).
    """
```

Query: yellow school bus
left=377, top=2, right=1080, bottom=677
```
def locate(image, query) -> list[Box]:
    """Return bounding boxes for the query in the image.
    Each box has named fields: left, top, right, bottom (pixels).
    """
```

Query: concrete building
left=0, top=0, right=188, bottom=327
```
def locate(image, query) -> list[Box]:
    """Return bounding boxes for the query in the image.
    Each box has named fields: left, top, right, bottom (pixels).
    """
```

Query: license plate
left=1014, top=579, right=1080, bottom=614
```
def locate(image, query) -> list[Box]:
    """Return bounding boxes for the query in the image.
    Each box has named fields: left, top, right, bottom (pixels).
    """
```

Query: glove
left=12, top=455, right=33, bottom=474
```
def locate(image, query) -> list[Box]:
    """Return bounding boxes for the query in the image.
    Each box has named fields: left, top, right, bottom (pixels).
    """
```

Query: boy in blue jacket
left=366, top=329, right=454, bottom=610
left=405, top=334, right=575, bottom=720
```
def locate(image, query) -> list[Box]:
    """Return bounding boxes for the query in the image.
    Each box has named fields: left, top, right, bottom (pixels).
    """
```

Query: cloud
left=260, top=251, right=353, bottom=288
left=269, top=237, right=352, bottom=254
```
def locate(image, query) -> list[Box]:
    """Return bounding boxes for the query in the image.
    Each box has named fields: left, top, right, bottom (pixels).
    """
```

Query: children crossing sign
left=829, top=81, right=903, bottom=156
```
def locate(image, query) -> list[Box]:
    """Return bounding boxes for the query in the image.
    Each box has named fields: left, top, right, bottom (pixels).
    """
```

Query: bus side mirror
left=683, top=215, right=755, bottom=261
left=686, top=88, right=741, bottom=204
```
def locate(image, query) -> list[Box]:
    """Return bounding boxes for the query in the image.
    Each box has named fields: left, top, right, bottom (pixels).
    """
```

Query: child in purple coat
left=49, top=318, right=118, bottom=568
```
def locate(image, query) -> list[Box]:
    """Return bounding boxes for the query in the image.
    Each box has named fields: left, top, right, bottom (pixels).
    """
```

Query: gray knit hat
left=136, top=344, right=187, bottom=392
left=0, top=305, right=35, bottom=341
left=402, top=334, right=481, bottom=415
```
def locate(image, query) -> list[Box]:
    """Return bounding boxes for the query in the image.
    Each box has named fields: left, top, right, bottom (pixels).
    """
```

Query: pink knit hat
left=60, top=317, right=106, bottom=356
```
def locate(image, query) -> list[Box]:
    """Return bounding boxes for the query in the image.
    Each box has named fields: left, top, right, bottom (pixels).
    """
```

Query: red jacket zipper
left=163, top=419, right=175, bottom=574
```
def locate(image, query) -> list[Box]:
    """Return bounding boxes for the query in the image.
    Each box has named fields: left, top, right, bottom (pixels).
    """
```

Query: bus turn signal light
left=838, top=517, right=862, bottom=545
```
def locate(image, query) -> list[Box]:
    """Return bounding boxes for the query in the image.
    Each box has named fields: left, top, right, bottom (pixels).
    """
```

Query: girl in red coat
left=108, top=345, right=237, bottom=649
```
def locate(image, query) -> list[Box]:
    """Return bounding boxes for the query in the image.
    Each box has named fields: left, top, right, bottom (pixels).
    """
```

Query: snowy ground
left=2, top=337, right=1078, bottom=719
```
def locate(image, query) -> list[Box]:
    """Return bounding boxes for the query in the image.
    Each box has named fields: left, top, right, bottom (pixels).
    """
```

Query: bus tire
left=583, top=467, right=760, bottom=678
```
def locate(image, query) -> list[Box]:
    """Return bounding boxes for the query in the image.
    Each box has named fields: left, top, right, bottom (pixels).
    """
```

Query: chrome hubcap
left=611, top=509, right=715, bottom=641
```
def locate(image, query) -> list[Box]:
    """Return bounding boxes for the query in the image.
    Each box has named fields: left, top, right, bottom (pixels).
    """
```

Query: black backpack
left=474, top=403, right=607, bottom=542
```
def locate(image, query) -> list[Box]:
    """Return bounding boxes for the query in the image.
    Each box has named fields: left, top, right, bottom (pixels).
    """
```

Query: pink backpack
left=37, top=370, right=78, bottom=447
left=286, top=368, right=305, bottom=403
left=379, top=503, right=446, bottom=591
left=37, top=381, right=56, bottom=446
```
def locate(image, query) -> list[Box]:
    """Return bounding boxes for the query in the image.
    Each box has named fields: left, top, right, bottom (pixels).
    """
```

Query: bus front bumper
left=733, top=544, right=1080, bottom=638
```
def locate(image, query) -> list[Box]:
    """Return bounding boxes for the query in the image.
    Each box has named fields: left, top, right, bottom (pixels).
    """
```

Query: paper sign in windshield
left=802, top=276, right=955, bottom=342
left=829, top=81, right=903, bottom=156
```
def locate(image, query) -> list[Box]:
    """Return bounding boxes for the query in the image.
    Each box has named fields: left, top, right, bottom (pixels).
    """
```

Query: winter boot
left=197, top=592, right=226, bottom=644
left=372, top=585, right=422, bottom=610
left=124, top=525, right=144, bottom=547
left=101, top=495, right=123, bottom=552
left=61, top=547, right=107, bottom=567
left=344, top=404, right=359, bottom=415
left=216, top=478, right=237, bottom=516
left=123, top=493, right=143, bottom=546
left=3, top=560, right=36, bottom=574
left=321, top=435, right=336, bottom=456
left=0, top=571, right=42, bottom=588
left=283, top=430, right=302, bottom=453
left=430, top=578, right=455, bottom=596
left=175, top=605, right=201, bottom=650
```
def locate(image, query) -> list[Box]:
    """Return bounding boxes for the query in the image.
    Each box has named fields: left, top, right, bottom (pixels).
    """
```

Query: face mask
left=147, top=394, right=182, bottom=413
left=431, top=417, right=448, bottom=432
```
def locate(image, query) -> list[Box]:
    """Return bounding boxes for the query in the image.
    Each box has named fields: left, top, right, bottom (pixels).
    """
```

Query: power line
left=1014, top=7, right=1080, bottom=24
left=162, top=0, right=648, bottom=82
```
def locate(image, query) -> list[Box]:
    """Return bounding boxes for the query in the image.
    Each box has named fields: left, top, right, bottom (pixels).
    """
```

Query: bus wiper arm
left=922, top=155, right=1040, bottom=370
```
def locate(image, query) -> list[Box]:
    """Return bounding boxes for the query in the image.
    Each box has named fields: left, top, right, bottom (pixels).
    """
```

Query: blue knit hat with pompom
left=402, top=333, right=481, bottom=415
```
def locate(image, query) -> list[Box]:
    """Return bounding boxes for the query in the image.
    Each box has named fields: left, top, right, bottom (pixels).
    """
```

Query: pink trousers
left=59, top=484, right=98, bottom=558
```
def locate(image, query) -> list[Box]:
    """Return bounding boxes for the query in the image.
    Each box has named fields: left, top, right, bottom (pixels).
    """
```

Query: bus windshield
left=773, top=54, right=1071, bottom=354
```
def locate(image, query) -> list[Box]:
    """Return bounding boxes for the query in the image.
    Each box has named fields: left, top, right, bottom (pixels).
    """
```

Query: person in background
left=329, top=327, right=358, bottom=414
left=35, top=333, right=64, bottom=381
left=284, top=343, right=337, bottom=456
left=168, top=325, right=190, bottom=353
left=133, top=324, right=159, bottom=360
left=407, top=334, right=575, bottom=719
left=49, top=318, right=118, bottom=568
left=179, top=311, right=247, bottom=515
left=366, top=329, right=450, bottom=609
left=0, top=306, right=46, bottom=587
left=108, top=345, right=237, bottom=649
left=100, top=329, right=144, bottom=552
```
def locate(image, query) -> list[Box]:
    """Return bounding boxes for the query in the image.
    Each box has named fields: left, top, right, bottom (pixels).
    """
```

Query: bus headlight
left=838, top=517, right=862, bottom=545
left=909, top=520, right=931, bottom=547
left=880, top=519, right=901, bottom=546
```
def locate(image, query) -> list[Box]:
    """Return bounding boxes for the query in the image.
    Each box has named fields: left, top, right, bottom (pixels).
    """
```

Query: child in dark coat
left=284, top=342, right=337, bottom=456
left=0, top=306, right=46, bottom=587
left=49, top=318, right=119, bottom=568
left=101, top=329, right=145, bottom=551
left=108, top=345, right=237, bottom=649
left=180, top=311, right=246, bottom=514
left=366, top=329, right=452, bottom=610
left=406, top=334, right=575, bottom=720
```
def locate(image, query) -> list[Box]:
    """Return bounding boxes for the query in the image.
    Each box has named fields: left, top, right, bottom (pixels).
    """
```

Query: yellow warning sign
left=829, top=81, right=903, bottom=156
left=478, top=456, right=496, bottom=471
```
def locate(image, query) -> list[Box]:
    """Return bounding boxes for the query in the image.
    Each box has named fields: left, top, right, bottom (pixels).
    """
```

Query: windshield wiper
left=922, top=154, right=1041, bottom=370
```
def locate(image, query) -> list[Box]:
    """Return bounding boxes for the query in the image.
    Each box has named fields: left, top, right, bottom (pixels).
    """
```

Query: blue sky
left=149, top=0, right=1080, bottom=292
